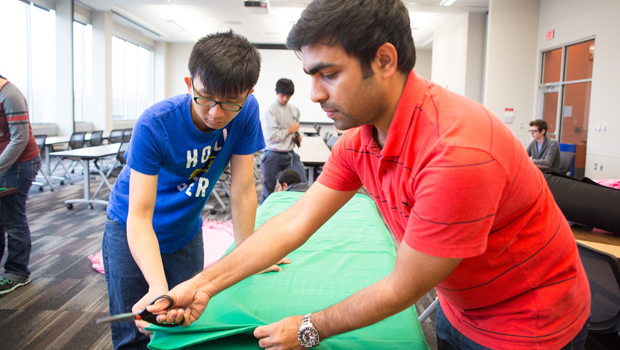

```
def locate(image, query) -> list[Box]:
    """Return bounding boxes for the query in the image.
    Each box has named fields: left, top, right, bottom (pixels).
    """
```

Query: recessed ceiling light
left=439, top=0, right=457, bottom=6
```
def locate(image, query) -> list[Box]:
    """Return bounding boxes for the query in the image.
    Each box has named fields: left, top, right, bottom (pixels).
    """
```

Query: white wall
left=165, top=42, right=194, bottom=98
left=432, top=13, right=468, bottom=95
left=484, top=0, right=539, bottom=146
left=55, top=0, right=74, bottom=136
left=431, top=12, right=486, bottom=103
left=414, top=49, right=432, bottom=81
left=164, top=46, right=330, bottom=124
left=537, top=0, right=620, bottom=179
left=254, top=49, right=327, bottom=124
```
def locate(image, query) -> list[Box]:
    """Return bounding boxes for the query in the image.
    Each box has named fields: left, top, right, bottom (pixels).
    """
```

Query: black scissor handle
left=137, top=295, right=183, bottom=327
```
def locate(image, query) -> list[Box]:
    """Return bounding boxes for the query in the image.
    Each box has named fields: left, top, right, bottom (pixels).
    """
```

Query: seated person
left=274, top=168, right=309, bottom=193
left=527, top=119, right=560, bottom=170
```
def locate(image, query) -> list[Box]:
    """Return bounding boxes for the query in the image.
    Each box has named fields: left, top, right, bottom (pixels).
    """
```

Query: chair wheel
left=88, top=204, right=94, bottom=210
left=50, top=188, right=55, bottom=192
left=60, top=181, right=65, bottom=186
left=39, top=187, right=44, bottom=192
left=66, top=203, right=73, bottom=209
left=210, top=209, right=216, bottom=215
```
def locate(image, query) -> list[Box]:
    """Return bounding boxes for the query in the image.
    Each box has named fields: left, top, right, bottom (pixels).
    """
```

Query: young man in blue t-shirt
left=103, top=31, right=280, bottom=349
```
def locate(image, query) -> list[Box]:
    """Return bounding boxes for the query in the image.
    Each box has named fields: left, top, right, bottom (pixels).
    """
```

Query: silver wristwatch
left=298, top=313, right=320, bottom=348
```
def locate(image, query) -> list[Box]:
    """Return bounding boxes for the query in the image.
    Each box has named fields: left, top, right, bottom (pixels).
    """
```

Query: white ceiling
left=77, top=0, right=488, bottom=49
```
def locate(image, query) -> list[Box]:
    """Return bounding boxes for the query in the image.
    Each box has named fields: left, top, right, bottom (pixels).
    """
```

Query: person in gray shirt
left=260, top=78, right=307, bottom=203
left=526, top=119, right=560, bottom=170
left=0, top=75, right=41, bottom=295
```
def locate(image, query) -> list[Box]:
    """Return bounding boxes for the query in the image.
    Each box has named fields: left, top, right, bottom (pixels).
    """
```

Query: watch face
left=298, top=326, right=320, bottom=347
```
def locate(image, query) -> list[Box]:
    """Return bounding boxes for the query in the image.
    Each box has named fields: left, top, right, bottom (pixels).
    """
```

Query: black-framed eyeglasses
left=191, top=80, right=247, bottom=112
left=529, top=129, right=540, bottom=134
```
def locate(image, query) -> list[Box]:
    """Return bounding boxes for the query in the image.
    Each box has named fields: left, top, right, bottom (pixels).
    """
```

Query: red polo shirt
left=318, top=71, right=590, bottom=349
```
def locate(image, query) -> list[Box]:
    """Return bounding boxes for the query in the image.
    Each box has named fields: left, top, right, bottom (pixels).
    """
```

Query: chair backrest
left=314, top=125, right=322, bottom=135
left=69, top=132, right=87, bottom=150
left=89, top=130, right=103, bottom=146
left=123, top=128, right=133, bottom=142
left=34, top=134, right=47, bottom=153
left=109, top=129, right=124, bottom=143
left=559, top=151, right=575, bottom=176
left=326, top=136, right=339, bottom=150
left=323, top=132, right=332, bottom=142
left=116, top=141, right=130, bottom=165
left=577, top=242, right=620, bottom=333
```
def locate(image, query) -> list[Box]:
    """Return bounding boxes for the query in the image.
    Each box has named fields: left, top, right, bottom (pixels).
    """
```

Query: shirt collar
left=360, top=70, right=426, bottom=157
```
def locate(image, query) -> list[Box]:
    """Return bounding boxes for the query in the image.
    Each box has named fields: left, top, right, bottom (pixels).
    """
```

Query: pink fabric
left=88, top=251, right=105, bottom=274
left=596, top=179, right=620, bottom=189
left=202, top=219, right=234, bottom=269
left=88, top=220, right=234, bottom=274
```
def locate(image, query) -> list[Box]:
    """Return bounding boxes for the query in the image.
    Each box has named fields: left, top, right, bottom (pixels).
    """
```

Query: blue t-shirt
left=107, top=93, right=265, bottom=254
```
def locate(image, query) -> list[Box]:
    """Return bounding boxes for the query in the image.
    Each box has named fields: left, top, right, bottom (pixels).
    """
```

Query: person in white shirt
left=260, top=78, right=307, bottom=203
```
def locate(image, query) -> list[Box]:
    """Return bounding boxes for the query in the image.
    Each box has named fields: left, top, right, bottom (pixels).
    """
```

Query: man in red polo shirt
left=153, top=1, right=590, bottom=349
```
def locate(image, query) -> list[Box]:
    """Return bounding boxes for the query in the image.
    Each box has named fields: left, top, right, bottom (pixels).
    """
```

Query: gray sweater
left=260, top=100, right=300, bottom=152
left=526, top=137, right=561, bottom=170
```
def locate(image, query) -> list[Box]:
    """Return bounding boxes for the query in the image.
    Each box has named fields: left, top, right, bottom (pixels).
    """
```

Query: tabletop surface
left=49, top=144, right=120, bottom=159
left=296, top=136, right=332, bottom=165
left=298, top=125, right=318, bottom=134
left=46, top=133, right=110, bottom=144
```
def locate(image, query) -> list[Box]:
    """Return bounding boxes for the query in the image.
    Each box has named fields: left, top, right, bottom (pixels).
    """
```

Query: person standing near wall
left=0, top=74, right=41, bottom=295
left=260, top=78, right=307, bottom=203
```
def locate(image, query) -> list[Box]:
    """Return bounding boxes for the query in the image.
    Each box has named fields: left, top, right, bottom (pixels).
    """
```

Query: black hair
left=275, top=78, right=295, bottom=95
left=529, top=119, right=548, bottom=135
left=189, top=30, right=261, bottom=97
left=0, top=75, right=6, bottom=80
left=276, top=168, right=302, bottom=186
left=287, top=0, right=415, bottom=78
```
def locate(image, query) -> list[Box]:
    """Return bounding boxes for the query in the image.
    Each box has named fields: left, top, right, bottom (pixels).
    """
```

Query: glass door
left=538, top=39, right=594, bottom=178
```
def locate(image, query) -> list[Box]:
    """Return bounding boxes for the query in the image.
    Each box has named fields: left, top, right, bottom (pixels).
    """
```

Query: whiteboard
left=253, top=49, right=332, bottom=124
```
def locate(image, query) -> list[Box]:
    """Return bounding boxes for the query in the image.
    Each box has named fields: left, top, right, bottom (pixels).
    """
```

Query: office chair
left=92, top=142, right=129, bottom=200
left=326, top=136, right=339, bottom=150
left=577, top=242, right=620, bottom=333
left=122, top=128, right=133, bottom=142
left=108, top=129, right=124, bottom=144
left=32, top=135, right=55, bottom=192
left=89, top=130, right=104, bottom=147
left=49, top=132, right=87, bottom=184
left=559, top=151, right=575, bottom=176
left=323, top=132, right=332, bottom=142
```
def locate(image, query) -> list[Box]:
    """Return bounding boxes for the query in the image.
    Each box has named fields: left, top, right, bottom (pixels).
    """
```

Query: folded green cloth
left=149, top=192, right=429, bottom=350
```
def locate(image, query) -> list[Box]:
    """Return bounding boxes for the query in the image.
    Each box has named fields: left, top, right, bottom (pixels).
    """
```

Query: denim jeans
left=260, top=149, right=307, bottom=204
left=102, top=217, right=204, bottom=350
left=436, top=301, right=589, bottom=350
left=0, top=155, right=40, bottom=281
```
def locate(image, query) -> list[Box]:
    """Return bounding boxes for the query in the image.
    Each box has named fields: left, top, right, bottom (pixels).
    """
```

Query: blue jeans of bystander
left=102, top=217, right=204, bottom=350
left=0, top=156, right=40, bottom=281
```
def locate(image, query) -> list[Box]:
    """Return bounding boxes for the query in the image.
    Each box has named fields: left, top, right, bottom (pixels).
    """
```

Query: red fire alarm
left=546, top=30, right=554, bottom=40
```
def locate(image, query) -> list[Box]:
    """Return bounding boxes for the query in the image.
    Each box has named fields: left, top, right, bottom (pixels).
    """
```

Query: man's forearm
left=230, top=186, right=257, bottom=245
left=312, top=274, right=423, bottom=340
left=127, top=217, right=168, bottom=290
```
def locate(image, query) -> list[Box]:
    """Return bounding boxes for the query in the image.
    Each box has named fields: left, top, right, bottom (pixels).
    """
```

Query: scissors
left=96, top=295, right=183, bottom=327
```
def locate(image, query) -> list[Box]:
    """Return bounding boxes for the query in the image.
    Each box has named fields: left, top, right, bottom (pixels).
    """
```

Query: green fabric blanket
left=148, top=192, right=429, bottom=350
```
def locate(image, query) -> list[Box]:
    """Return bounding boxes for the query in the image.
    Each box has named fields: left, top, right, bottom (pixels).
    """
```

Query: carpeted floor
left=0, top=159, right=439, bottom=350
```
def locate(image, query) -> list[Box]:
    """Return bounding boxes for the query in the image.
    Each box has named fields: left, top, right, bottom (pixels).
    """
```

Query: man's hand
left=133, top=286, right=169, bottom=336
left=149, top=279, right=212, bottom=327
left=254, top=315, right=305, bottom=350
left=288, top=123, right=300, bottom=134
left=257, top=257, right=292, bottom=274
